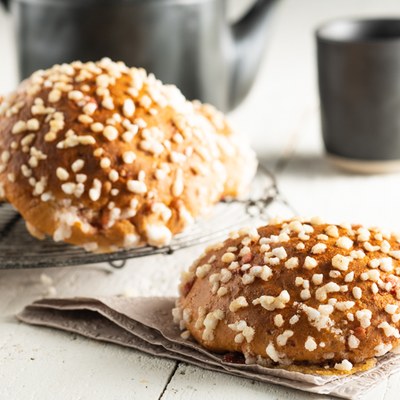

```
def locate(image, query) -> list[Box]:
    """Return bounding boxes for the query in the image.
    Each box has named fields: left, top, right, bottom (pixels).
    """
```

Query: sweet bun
left=174, top=217, right=400, bottom=374
left=0, top=59, right=256, bottom=252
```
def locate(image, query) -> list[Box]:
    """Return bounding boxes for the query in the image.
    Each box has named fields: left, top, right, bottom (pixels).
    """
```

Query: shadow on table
left=259, top=153, right=386, bottom=178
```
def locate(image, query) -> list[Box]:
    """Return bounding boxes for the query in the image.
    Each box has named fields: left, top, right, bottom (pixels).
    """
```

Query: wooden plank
left=0, top=243, right=199, bottom=399
left=0, top=242, right=202, bottom=400
left=160, top=364, right=338, bottom=400
left=278, top=111, right=400, bottom=229
left=0, top=319, right=176, bottom=400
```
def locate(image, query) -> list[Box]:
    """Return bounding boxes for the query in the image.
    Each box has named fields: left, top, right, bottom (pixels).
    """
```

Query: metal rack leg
left=109, top=260, right=127, bottom=269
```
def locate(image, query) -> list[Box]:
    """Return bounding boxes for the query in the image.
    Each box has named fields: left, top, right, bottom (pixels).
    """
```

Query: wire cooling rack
left=0, top=166, right=294, bottom=269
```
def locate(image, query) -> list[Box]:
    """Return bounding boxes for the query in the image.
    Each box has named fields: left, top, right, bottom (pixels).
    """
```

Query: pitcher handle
left=1, top=0, right=10, bottom=10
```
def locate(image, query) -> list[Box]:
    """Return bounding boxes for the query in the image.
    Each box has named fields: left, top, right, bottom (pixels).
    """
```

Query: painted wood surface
left=2, top=1, right=400, bottom=399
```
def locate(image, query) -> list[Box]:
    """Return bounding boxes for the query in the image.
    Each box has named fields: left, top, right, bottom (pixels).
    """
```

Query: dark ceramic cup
left=316, top=19, right=400, bottom=173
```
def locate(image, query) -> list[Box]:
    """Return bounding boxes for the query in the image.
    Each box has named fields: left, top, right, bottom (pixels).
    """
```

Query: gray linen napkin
left=17, top=297, right=400, bottom=399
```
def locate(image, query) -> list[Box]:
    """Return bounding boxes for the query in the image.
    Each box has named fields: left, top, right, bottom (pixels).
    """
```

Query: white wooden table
left=2, top=1, right=400, bottom=399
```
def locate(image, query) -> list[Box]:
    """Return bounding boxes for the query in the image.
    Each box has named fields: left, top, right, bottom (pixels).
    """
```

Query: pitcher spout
left=230, top=0, right=278, bottom=109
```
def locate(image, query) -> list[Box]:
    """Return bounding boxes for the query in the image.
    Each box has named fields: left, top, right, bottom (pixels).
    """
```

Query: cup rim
left=316, top=17, right=400, bottom=44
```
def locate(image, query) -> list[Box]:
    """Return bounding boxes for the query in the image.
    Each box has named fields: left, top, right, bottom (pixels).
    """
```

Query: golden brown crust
left=284, top=357, right=376, bottom=375
left=174, top=217, right=400, bottom=374
left=0, top=59, right=257, bottom=252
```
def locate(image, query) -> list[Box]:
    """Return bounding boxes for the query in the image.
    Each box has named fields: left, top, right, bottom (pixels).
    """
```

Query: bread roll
left=0, top=59, right=256, bottom=252
left=174, top=217, right=400, bottom=374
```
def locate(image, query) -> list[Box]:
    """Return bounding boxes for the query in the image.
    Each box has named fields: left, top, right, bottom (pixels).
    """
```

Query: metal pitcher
left=1, top=0, right=277, bottom=111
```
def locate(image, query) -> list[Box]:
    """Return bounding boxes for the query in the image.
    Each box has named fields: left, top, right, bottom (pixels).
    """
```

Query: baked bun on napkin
left=174, top=217, right=400, bottom=374
left=0, top=58, right=256, bottom=252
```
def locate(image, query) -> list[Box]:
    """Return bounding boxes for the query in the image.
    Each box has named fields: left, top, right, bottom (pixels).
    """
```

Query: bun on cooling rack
left=174, top=217, right=400, bottom=374
left=0, top=59, right=256, bottom=252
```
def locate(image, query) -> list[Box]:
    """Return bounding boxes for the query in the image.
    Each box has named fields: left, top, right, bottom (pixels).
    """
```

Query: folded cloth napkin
left=17, top=297, right=400, bottom=399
